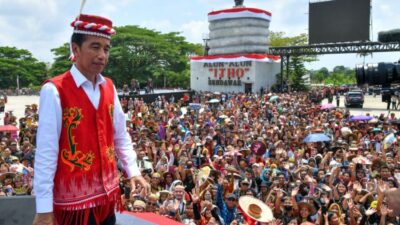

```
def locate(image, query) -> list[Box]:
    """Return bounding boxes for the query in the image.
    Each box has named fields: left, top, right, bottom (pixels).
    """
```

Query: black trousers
left=87, top=211, right=116, bottom=225
left=63, top=210, right=116, bottom=225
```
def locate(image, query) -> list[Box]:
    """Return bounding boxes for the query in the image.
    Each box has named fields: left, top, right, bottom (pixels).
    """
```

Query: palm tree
left=357, top=51, right=372, bottom=64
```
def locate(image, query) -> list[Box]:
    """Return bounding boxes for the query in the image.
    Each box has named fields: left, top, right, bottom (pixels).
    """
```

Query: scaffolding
left=268, top=42, right=400, bottom=91
left=268, top=42, right=400, bottom=56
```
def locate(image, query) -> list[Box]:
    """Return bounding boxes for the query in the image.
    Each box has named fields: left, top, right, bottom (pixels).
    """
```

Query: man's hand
left=270, top=219, right=283, bottom=225
left=130, top=176, right=150, bottom=198
left=276, top=189, right=284, bottom=199
left=291, top=187, right=299, bottom=197
left=353, top=182, right=362, bottom=193
left=33, top=212, right=56, bottom=225
left=230, top=220, right=239, bottom=225
left=377, top=180, right=388, bottom=194
left=380, top=204, right=392, bottom=217
left=349, top=163, right=355, bottom=171
left=203, top=200, right=213, bottom=210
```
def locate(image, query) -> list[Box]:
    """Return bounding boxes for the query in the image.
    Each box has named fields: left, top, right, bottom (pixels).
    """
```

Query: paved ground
left=1, top=93, right=399, bottom=126
left=322, top=94, right=399, bottom=117
left=0, top=95, right=39, bottom=125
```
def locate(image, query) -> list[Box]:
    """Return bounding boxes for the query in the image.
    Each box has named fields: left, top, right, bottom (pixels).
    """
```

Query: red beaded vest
left=46, top=71, right=121, bottom=223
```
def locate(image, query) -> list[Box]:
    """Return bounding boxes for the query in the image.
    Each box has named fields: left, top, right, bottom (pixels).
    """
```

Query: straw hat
left=226, top=173, right=242, bottom=179
left=348, top=141, right=359, bottom=151
left=340, top=127, right=352, bottom=137
left=239, top=146, right=251, bottom=154
left=133, top=200, right=146, bottom=209
left=238, top=196, right=274, bottom=223
left=152, top=172, right=161, bottom=178
left=240, top=178, right=251, bottom=185
left=158, top=189, right=171, bottom=196
left=298, top=199, right=317, bottom=215
left=352, top=156, right=372, bottom=165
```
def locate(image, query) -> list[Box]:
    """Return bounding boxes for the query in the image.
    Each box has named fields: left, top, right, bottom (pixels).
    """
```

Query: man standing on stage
left=33, top=14, right=149, bottom=225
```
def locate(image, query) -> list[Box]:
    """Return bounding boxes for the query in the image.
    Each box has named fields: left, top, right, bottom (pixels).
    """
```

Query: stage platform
left=0, top=196, right=182, bottom=225
left=118, top=89, right=195, bottom=104
left=118, top=212, right=184, bottom=225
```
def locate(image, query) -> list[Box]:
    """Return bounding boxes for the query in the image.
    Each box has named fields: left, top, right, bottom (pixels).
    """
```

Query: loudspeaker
left=378, top=29, right=400, bottom=43
left=0, top=196, right=36, bottom=225
left=0, top=196, right=180, bottom=225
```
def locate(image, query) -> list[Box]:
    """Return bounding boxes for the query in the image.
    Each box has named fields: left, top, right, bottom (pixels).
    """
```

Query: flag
left=383, top=133, right=396, bottom=149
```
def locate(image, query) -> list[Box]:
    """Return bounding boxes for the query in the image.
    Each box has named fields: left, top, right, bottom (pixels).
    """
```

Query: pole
left=286, top=56, right=290, bottom=92
left=280, top=55, right=284, bottom=92
left=164, top=73, right=166, bottom=88
left=17, top=75, right=20, bottom=96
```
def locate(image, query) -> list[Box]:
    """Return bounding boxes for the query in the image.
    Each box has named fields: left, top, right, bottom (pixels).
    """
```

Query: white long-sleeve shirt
left=34, top=65, right=140, bottom=213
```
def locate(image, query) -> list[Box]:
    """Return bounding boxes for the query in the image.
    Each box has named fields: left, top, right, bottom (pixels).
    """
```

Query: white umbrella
left=368, top=118, right=379, bottom=124
left=208, top=99, right=220, bottom=104
left=219, top=115, right=228, bottom=119
left=340, top=127, right=352, bottom=137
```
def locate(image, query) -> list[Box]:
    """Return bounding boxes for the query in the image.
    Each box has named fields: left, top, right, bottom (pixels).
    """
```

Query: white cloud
left=250, top=0, right=309, bottom=36
left=180, top=20, right=209, bottom=44
left=0, top=0, right=58, bottom=17
left=139, top=20, right=174, bottom=33
left=0, top=19, right=13, bottom=45
left=0, top=0, right=399, bottom=69
left=0, top=0, right=72, bottom=62
left=119, top=0, right=138, bottom=6
left=372, top=0, right=400, bottom=39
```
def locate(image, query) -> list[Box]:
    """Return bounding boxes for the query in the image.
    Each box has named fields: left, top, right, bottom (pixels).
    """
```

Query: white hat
left=238, top=196, right=274, bottom=223
left=133, top=200, right=146, bottom=208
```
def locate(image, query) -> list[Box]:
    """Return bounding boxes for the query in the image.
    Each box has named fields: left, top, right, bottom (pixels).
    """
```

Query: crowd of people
left=0, top=101, right=36, bottom=197
left=1, top=89, right=400, bottom=225
left=120, top=78, right=156, bottom=96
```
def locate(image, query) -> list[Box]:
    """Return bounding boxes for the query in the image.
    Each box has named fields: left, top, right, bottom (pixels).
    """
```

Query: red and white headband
left=71, top=19, right=116, bottom=39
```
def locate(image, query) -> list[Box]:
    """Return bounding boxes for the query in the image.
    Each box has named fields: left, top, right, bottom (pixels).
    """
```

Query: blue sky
left=0, top=0, right=399, bottom=70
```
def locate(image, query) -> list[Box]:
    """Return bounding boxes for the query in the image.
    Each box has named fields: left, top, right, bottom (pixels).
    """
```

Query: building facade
left=190, top=7, right=281, bottom=93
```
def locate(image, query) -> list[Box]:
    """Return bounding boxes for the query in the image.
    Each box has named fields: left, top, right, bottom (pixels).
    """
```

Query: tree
left=105, top=26, right=202, bottom=88
left=290, top=56, right=308, bottom=91
left=310, top=67, right=330, bottom=84
left=333, top=65, right=346, bottom=74
left=269, top=32, right=317, bottom=91
left=357, top=51, right=372, bottom=64
left=48, top=43, right=72, bottom=77
left=49, top=27, right=203, bottom=88
left=323, top=66, right=356, bottom=85
left=319, top=67, right=329, bottom=77
left=310, top=67, right=338, bottom=84
left=0, top=46, right=47, bottom=89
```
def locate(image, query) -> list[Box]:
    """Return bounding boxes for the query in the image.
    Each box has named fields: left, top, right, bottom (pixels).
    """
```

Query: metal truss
left=268, top=42, right=400, bottom=56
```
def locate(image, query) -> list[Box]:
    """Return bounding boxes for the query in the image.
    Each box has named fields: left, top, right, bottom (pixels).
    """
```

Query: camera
left=167, top=210, right=176, bottom=218
left=143, top=168, right=152, bottom=174
left=235, top=212, right=244, bottom=224
left=356, top=62, right=400, bottom=86
left=124, top=186, right=131, bottom=199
